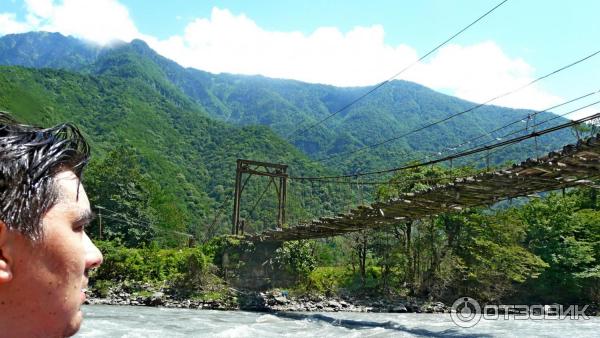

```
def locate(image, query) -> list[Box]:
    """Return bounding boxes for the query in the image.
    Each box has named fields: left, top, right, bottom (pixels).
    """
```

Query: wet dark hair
left=0, top=112, right=90, bottom=239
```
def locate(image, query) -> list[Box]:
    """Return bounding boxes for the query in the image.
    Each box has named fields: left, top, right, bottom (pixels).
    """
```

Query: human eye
left=73, top=211, right=96, bottom=232
left=72, top=220, right=86, bottom=232
left=73, top=222, right=86, bottom=232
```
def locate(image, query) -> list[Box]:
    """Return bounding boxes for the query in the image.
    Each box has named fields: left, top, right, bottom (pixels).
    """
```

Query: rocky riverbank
left=87, top=283, right=598, bottom=316
left=86, top=283, right=448, bottom=313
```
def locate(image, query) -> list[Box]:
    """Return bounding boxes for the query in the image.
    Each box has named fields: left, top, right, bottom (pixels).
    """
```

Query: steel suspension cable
left=291, top=111, right=600, bottom=180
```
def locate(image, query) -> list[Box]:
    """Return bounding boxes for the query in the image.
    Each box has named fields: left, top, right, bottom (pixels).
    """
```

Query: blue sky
left=1, top=0, right=599, bottom=119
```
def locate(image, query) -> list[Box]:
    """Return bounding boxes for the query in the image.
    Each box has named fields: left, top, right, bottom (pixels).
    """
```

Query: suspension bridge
left=245, top=131, right=600, bottom=242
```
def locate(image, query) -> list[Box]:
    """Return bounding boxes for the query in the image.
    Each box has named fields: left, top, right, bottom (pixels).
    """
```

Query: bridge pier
left=220, top=239, right=284, bottom=290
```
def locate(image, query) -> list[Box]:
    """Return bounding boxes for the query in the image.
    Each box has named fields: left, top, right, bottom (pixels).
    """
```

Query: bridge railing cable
left=330, top=93, right=600, bottom=177
left=420, top=89, right=600, bottom=159
left=290, top=111, right=600, bottom=180
left=455, top=99, right=600, bottom=156
left=294, top=102, right=600, bottom=181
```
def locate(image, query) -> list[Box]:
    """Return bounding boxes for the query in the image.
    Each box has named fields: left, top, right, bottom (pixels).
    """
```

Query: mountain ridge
left=0, top=32, right=581, bottom=239
left=0, top=32, right=575, bottom=169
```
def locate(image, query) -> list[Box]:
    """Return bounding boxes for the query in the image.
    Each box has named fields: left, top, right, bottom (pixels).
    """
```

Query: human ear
left=0, top=221, right=13, bottom=283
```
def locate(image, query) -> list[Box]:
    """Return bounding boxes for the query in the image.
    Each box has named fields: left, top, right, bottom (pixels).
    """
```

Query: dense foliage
left=306, top=167, right=599, bottom=305
left=0, top=63, right=343, bottom=242
left=0, top=32, right=597, bottom=306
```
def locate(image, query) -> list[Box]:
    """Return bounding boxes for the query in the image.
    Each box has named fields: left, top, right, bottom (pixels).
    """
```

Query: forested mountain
left=0, top=63, right=341, bottom=243
left=3, top=32, right=597, bottom=309
left=0, top=32, right=577, bottom=174
left=0, top=32, right=581, bottom=243
left=0, top=31, right=102, bottom=70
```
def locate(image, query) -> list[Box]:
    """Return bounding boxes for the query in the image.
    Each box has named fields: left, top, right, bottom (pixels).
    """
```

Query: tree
left=84, top=146, right=158, bottom=246
left=272, top=240, right=317, bottom=283
left=519, top=192, right=600, bottom=303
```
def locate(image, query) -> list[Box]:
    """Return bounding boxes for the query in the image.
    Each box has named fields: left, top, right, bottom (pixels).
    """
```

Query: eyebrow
left=74, top=209, right=96, bottom=227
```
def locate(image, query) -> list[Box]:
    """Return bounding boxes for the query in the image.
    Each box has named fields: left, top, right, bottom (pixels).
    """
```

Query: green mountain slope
left=0, top=32, right=577, bottom=174
left=85, top=38, right=575, bottom=171
left=166, top=68, right=576, bottom=171
left=0, top=65, right=341, bottom=242
left=0, top=32, right=583, bottom=246
left=0, top=32, right=102, bottom=70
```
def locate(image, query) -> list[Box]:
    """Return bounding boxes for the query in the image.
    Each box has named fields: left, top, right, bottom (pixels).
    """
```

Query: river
left=76, top=305, right=599, bottom=337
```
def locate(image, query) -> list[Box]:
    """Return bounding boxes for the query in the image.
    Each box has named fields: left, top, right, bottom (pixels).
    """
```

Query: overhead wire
left=290, top=111, right=600, bottom=180
left=314, top=49, right=600, bottom=163
left=454, top=101, right=600, bottom=166
left=327, top=91, right=600, bottom=175
left=285, top=97, right=593, bottom=197
left=285, top=0, right=510, bottom=141
left=292, top=101, right=600, bottom=184
left=456, top=99, right=600, bottom=154
left=434, top=89, right=600, bottom=156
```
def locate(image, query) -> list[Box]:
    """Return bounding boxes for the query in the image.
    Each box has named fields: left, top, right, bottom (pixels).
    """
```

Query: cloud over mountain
left=0, top=1, right=583, bottom=115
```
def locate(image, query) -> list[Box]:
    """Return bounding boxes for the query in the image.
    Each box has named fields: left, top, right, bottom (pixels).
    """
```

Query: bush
left=272, top=240, right=316, bottom=279
left=298, top=267, right=352, bottom=296
left=93, top=240, right=215, bottom=283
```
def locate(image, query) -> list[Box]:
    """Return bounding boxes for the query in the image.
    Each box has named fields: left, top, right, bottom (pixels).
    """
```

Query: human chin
left=61, top=299, right=84, bottom=338
left=63, top=313, right=83, bottom=338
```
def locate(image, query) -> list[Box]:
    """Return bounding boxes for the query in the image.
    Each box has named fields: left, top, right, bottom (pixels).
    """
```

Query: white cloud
left=150, top=8, right=418, bottom=87
left=22, top=0, right=141, bottom=45
left=0, top=2, right=583, bottom=116
left=0, top=13, right=30, bottom=34
left=149, top=8, right=567, bottom=114
left=25, top=0, right=54, bottom=18
left=404, top=42, right=564, bottom=111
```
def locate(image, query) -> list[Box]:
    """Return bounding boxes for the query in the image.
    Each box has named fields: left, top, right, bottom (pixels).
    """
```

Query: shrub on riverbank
left=91, top=241, right=223, bottom=296
left=296, top=267, right=351, bottom=296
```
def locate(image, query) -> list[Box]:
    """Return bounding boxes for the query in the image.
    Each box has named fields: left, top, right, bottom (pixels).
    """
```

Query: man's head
left=0, top=112, right=103, bottom=337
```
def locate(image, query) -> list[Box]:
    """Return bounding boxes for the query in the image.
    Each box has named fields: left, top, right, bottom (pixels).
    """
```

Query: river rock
left=391, top=304, right=408, bottom=313
left=405, top=302, right=420, bottom=313
left=432, top=302, right=446, bottom=313
left=274, top=296, right=289, bottom=305
left=146, top=292, right=165, bottom=306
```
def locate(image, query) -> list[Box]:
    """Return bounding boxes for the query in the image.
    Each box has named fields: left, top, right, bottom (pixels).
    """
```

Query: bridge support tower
left=232, top=159, right=288, bottom=235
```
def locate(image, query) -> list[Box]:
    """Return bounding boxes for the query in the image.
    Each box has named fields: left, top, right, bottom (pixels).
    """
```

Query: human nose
left=83, top=232, right=103, bottom=269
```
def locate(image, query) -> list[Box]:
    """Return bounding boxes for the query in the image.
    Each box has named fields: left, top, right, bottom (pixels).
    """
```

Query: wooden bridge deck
left=247, top=134, right=600, bottom=242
